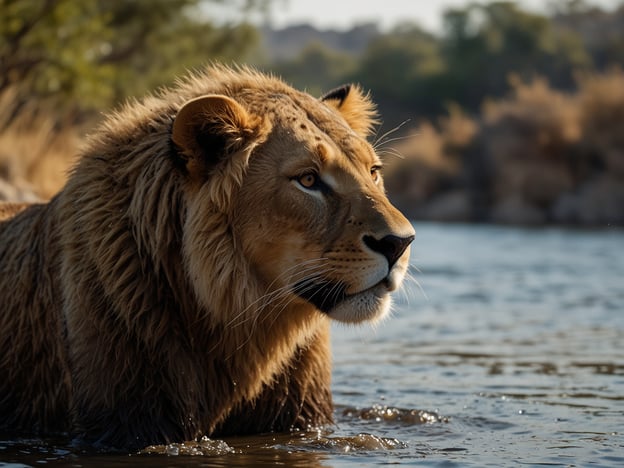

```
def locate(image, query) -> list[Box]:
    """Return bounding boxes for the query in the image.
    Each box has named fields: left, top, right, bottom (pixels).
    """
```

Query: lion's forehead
left=245, top=91, right=365, bottom=149
left=241, top=89, right=379, bottom=186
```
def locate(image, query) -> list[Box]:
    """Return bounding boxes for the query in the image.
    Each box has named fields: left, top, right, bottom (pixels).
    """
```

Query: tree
left=351, top=23, right=445, bottom=121
left=271, top=42, right=357, bottom=96
left=0, top=0, right=114, bottom=109
left=552, top=1, right=624, bottom=70
left=0, top=0, right=268, bottom=117
left=439, top=1, right=590, bottom=110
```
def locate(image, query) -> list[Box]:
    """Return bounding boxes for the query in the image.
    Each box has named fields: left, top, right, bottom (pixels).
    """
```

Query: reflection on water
left=1, top=223, right=623, bottom=466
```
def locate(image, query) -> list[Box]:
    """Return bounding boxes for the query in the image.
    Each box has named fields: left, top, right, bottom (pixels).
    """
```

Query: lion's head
left=171, top=67, right=414, bottom=325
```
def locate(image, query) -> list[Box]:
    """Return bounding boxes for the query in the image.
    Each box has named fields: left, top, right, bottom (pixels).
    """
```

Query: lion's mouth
left=294, top=279, right=348, bottom=313
left=294, top=278, right=389, bottom=314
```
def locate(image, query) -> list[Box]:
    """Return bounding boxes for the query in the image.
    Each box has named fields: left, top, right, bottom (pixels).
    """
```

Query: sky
left=244, top=0, right=623, bottom=32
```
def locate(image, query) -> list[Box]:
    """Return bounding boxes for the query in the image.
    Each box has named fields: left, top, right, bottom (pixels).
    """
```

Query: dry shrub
left=483, top=76, right=581, bottom=163
left=577, top=68, right=624, bottom=178
left=480, top=77, right=579, bottom=207
left=439, top=103, right=478, bottom=153
left=0, top=88, right=82, bottom=200
left=380, top=107, right=478, bottom=220
left=383, top=69, right=624, bottom=224
left=382, top=122, right=456, bottom=205
left=476, top=71, right=624, bottom=224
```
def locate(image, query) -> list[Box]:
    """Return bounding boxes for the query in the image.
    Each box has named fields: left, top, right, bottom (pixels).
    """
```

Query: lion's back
left=0, top=201, right=71, bottom=432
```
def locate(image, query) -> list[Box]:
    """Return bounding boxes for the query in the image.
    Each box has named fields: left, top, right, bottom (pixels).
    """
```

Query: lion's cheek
left=182, top=206, right=258, bottom=323
left=244, top=231, right=324, bottom=291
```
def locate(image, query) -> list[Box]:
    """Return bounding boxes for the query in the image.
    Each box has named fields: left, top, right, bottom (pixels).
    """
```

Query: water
left=1, top=223, right=623, bottom=467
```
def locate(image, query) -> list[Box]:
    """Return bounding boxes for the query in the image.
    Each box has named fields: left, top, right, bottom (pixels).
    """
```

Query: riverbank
left=383, top=71, right=624, bottom=227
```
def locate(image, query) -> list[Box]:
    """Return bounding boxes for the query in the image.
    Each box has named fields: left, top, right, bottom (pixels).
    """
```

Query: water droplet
left=518, top=409, right=525, bottom=415
left=165, top=444, right=179, bottom=456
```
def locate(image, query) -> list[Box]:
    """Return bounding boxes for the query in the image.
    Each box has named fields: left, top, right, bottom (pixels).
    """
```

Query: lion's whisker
left=377, top=147, right=406, bottom=160
left=225, top=259, right=329, bottom=328
left=374, top=133, right=417, bottom=151
left=228, top=266, right=338, bottom=355
left=255, top=266, right=340, bottom=332
left=404, top=268, right=427, bottom=302
left=373, top=119, right=411, bottom=150
left=226, top=261, right=337, bottom=348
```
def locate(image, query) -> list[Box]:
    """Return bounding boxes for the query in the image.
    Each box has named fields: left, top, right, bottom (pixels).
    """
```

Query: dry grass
left=479, top=76, right=580, bottom=206
left=577, top=68, right=624, bottom=178
left=379, top=110, right=477, bottom=221
left=439, top=103, right=478, bottom=154
left=381, top=123, right=457, bottom=204
left=482, top=76, right=581, bottom=163
left=0, top=88, right=82, bottom=201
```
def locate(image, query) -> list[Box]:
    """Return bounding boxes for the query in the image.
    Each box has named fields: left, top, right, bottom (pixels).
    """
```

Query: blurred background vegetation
left=1, top=0, right=623, bottom=225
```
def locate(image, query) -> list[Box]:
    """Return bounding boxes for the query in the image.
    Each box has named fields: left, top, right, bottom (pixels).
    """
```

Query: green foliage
left=1, top=0, right=114, bottom=108
left=0, top=0, right=265, bottom=114
left=439, top=2, right=590, bottom=109
left=272, top=1, right=619, bottom=124
left=353, top=23, right=443, bottom=107
left=271, top=42, right=357, bottom=96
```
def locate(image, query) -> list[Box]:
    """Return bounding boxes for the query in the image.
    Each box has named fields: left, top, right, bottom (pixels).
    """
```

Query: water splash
left=141, top=436, right=235, bottom=456
left=302, top=432, right=407, bottom=452
left=340, top=404, right=448, bottom=425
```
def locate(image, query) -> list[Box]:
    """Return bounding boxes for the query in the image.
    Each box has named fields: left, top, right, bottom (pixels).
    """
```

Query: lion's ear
left=321, top=84, right=379, bottom=138
left=172, top=94, right=268, bottom=174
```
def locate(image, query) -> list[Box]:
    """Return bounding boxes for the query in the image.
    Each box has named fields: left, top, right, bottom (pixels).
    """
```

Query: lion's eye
left=371, top=165, right=382, bottom=183
left=297, top=172, right=319, bottom=189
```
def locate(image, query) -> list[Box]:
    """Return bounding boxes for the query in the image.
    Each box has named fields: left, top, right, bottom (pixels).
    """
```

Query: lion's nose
left=363, top=234, right=414, bottom=269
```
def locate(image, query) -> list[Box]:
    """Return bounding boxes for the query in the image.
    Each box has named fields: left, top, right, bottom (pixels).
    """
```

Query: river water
left=1, top=223, right=623, bottom=467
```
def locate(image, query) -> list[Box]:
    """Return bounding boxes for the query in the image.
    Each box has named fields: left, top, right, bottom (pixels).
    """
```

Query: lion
left=0, top=65, right=414, bottom=449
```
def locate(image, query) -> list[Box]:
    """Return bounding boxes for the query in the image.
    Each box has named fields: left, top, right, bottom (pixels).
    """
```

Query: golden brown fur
left=0, top=66, right=413, bottom=449
left=0, top=202, right=30, bottom=221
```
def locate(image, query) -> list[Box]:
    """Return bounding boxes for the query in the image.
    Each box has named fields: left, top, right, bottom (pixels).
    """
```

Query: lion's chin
left=325, top=284, right=392, bottom=324
left=294, top=272, right=405, bottom=324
